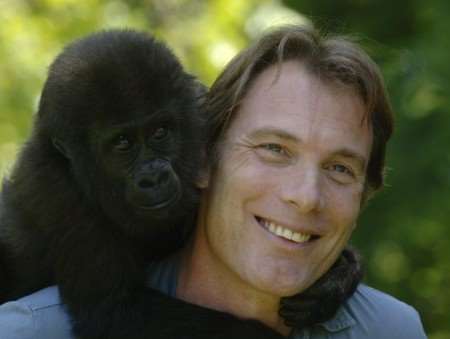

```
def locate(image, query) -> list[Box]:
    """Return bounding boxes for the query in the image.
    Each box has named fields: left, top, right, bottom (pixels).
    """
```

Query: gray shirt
left=0, top=253, right=427, bottom=338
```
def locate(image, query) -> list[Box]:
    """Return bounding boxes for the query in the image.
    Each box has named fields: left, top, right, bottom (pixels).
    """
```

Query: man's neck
left=176, top=230, right=291, bottom=336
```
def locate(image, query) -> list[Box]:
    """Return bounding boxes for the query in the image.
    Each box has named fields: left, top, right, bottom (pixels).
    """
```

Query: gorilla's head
left=36, top=30, right=205, bottom=236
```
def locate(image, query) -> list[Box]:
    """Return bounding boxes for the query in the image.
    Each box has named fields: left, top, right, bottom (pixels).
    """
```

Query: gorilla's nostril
left=139, top=179, right=153, bottom=189
left=160, top=171, right=169, bottom=184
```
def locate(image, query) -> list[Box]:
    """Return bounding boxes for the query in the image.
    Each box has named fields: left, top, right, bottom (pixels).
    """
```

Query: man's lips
left=255, top=216, right=320, bottom=244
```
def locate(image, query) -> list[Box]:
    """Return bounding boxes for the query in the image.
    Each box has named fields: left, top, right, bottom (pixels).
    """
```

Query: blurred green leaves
left=0, top=0, right=449, bottom=337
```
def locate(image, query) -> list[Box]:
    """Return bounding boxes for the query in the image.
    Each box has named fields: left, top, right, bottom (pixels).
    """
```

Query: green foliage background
left=0, top=0, right=448, bottom=337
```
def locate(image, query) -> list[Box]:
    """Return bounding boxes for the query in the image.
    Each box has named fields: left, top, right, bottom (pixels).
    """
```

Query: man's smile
left=255, top=216, right=320, bottom=244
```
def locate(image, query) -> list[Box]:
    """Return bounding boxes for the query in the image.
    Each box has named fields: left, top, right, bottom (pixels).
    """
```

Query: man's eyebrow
left=333, top=148, right=367, bottom=171
left=247, top=127, right=300, bottom=143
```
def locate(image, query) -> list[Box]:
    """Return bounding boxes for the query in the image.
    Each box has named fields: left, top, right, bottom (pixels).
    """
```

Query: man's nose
left=280, top=166, right=323, bottom=213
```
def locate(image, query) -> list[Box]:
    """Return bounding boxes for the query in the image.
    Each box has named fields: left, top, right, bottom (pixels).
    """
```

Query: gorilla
left=0, top=29, right=362, bottom=338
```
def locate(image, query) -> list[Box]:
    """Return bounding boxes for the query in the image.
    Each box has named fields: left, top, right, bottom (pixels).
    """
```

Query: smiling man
left=175, top=25, right=427, bottom=338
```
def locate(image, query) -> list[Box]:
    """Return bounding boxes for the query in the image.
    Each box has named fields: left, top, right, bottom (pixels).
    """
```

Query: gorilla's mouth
left=135, top=190, right=182, bottom=211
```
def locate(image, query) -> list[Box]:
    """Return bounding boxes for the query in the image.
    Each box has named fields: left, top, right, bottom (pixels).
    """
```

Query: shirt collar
left=316, top=304, right=356, bottom=332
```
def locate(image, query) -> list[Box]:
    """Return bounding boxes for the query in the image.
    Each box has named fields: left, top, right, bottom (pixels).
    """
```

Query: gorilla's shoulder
left=335, top=284, right=427, bottom=338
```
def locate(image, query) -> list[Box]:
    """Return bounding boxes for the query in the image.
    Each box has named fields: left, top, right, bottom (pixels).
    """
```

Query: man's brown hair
left=204, top=24, right=394, bottom=199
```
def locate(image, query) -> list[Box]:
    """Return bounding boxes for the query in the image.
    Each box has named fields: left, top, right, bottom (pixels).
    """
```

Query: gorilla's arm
left=52, top=201, right=362, bottom=338
left=280, top=248, right=363, bottom=328
left=57, top=220, right=361, bottom=339
left=53, top=213, right=285, bottom=339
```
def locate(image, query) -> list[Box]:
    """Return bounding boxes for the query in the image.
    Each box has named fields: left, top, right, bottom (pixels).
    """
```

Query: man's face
left=200, top=61, right=372, bottom=297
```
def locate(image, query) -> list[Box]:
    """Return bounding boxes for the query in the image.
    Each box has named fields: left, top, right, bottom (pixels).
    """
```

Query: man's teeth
left=263, top=220, right=311, bottom=243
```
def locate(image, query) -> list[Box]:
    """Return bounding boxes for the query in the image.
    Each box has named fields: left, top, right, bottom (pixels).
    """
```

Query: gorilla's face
left=69, top=70, right=205, bottom=235
left=48, top=66, right=204, bottom=238
left=99, top=116, right=180, bottom=213
left=90, top=107, right=201, bottom=233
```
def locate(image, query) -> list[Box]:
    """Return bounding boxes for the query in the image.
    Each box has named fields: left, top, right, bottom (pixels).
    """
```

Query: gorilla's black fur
left=0, top=29, right=362, bottom=339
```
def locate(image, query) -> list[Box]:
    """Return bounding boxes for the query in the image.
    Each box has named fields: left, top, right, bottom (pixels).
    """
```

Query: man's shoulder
left=0, top=254, right=179, bottom=339
left=0, top=286, right=72, bottom=339
left=349, top=284, right=422, bottom=321
left=342, top=284, right=427, bottom=338
left=13, top=286, right=63, bottom=310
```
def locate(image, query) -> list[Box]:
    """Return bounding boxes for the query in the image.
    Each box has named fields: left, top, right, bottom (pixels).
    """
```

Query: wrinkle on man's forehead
left=229, top=60, right=372, bottom=158
left=252, top=62, right=367, bottom=119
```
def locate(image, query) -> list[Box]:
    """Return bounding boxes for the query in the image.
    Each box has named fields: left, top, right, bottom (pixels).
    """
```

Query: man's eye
left=260, top=143, right=285, bottom=155
left=255, top=143, right=291, bottom=164
left=113, top=135, right=133, bottom=151
left=331, top=164, right=353, bottom=175
left=326, top=164, right=356, bottom=183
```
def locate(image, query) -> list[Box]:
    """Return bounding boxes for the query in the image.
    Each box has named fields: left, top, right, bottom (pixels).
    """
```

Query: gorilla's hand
left=279, top=248, right=363, bottom=328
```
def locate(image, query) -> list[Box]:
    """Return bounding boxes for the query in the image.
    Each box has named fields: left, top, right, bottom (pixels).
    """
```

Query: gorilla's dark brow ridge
left=110, top=109, right=173, bottom=129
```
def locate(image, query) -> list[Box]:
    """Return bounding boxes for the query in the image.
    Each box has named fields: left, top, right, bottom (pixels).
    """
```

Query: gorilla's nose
left=137, top=170, right=170, bottom=190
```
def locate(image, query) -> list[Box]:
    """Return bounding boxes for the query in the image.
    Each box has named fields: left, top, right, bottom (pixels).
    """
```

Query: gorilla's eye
left=113, top=135, right=133, bottom=151
left=152, top=127, right=169, bottom=141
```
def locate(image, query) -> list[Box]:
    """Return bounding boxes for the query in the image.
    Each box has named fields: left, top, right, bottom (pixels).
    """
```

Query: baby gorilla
left=0, top=30, right=362, bottom=339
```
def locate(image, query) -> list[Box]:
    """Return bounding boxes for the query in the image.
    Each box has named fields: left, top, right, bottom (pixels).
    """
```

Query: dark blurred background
left=0, top=0, right=448, bottom=337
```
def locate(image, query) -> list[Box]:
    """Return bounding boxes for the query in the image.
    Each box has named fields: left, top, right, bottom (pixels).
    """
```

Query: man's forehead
left=250, top=61, right=368, bottom=111
left=229, top=61, right=373, bottom=161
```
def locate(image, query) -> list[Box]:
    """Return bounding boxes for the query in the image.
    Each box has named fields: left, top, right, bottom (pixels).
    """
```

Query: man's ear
left=52, top=138, right=70, bottom=160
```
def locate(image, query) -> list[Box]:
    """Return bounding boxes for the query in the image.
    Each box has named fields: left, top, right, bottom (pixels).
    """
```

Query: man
left=0, top=25, right=426, bottom=338
left=174, top=25, right=427, bottom=337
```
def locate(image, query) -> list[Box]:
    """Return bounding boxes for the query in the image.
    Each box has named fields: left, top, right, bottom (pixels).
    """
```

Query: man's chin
left=248, top=269, right=317, bottom=298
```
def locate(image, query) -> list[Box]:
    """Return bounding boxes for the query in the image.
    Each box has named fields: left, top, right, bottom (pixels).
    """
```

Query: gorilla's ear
left=52, top=138, right=71, bottom=160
